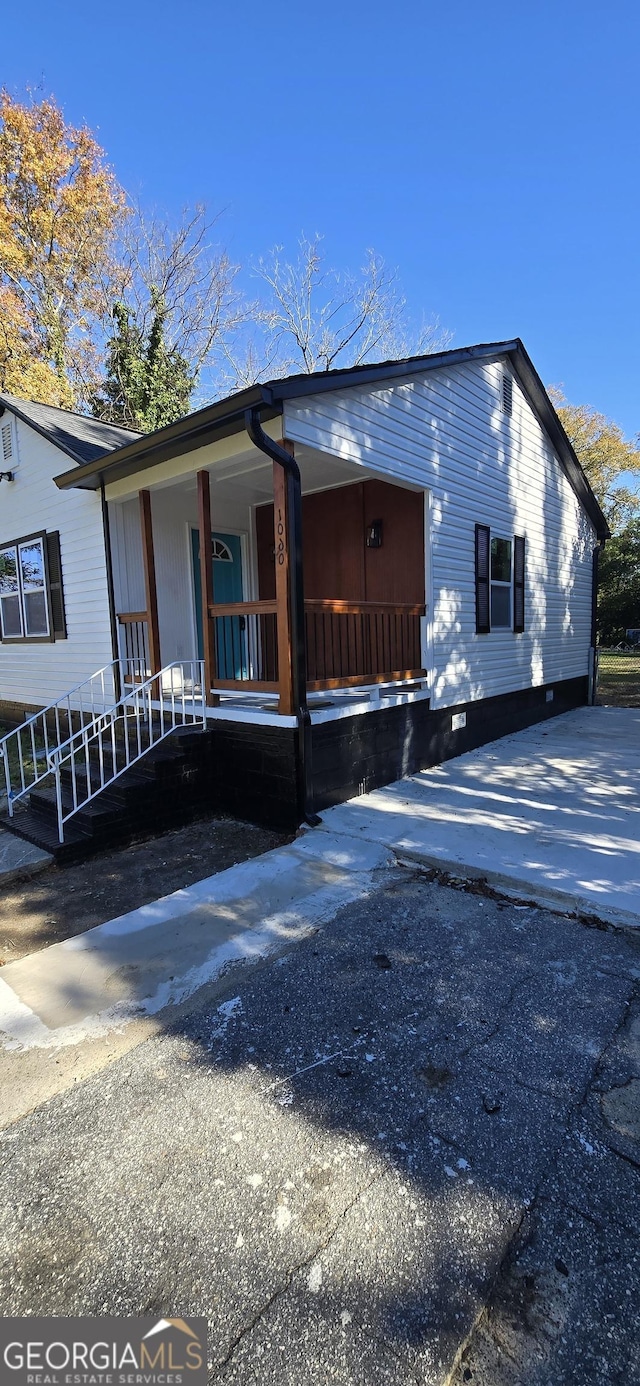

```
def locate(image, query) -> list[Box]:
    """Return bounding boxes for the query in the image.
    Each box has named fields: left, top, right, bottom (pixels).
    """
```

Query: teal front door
left=191, top=530, right=247, bottom=679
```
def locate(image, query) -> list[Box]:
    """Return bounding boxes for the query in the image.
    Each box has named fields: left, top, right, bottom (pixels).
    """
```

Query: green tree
left=94, top=292, right=194, bottom=432
left=597, top=520, right=640, bottom=645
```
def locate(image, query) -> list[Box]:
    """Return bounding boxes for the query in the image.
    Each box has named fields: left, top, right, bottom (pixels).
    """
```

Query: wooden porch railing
left=117, top=611, right=151, bottom=680
left=206, top=600, right=279, bottom=692
left=118, top=600, right=425, bottom=706
left=305, top=600, right=425, bottom=690
left=205, top=599, right=425, bottom=698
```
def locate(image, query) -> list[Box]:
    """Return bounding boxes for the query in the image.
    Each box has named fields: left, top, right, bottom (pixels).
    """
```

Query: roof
left=51, top=340, right=608, bottom=539
left=0, top=393, right=141, bottom=466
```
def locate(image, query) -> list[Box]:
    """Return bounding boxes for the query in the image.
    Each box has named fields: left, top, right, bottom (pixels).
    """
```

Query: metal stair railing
left=0, top=658, right=150, bottom=816
left=47, top=660, right=206, bottom=843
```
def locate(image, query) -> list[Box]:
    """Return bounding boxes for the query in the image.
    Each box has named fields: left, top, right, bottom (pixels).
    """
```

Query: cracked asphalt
left=2, top=866, right=640, bottom=1384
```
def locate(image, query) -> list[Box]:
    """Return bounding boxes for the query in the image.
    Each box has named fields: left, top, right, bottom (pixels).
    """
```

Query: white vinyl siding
left=284, top=357, right=597, bottom=709
left=0, top=417, right=113, bottom=708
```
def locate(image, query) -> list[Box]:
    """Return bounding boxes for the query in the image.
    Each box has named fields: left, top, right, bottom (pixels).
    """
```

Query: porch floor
left=201, top=679, right=431, bottom=726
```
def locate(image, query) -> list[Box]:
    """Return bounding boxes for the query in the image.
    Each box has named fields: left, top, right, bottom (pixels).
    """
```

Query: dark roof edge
left=54, top=385, right=276, bottom=491
left=504, top=342, right=609, bottom=541
left=51, top=340, right=609, bottom=539
left=0, top=395, right=86, bottom=465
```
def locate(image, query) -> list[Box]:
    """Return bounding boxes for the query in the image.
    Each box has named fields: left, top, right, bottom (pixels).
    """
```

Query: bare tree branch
left=220, top=235, right=451, bottom=393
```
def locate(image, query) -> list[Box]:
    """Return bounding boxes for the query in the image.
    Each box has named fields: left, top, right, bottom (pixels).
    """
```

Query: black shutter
left=513, top=534, right=525, bottom=633
left=475, top=524, right=490, bottom=634
left=45, top=531, right=67, bottom=639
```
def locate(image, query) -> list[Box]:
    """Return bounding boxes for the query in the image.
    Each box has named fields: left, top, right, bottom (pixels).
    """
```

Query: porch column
left=139, top=489, right=161, bottom=676
left=273, top=441, right=297, bottom=715
left=197, top=469, right=219, bottom=706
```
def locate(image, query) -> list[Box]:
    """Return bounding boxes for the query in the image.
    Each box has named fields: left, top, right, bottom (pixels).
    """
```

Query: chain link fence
left=596, top=647, right=640, bottom=707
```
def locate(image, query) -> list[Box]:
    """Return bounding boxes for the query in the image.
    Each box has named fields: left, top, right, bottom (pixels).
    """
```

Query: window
left=490, top=536, right=512, bottom=628
left=475, top=525, right=526, bottom=634
left=0, top=531, right=66, bottom=641
left=212, top=537, right=233, bottom=562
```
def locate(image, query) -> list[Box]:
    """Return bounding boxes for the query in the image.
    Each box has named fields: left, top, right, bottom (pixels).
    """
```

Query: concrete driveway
left=322, top=707, right=640, bottom=929
left=2, top=707, right=640, bottom=1383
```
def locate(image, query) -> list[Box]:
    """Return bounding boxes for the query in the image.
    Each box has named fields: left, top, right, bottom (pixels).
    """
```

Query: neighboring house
left=0, top=340, right=608, bottom=849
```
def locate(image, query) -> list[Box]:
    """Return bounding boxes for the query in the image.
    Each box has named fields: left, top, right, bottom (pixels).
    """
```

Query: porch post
left=139, top=489, right=161, bottom=676
left=273, top=442, right=296, bottom=715
left=197, top=469, right=219, bottom=706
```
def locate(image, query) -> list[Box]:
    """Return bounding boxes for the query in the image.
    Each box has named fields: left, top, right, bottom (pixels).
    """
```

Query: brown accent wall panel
left=301, top=483, right=366, bottom=600
left=256, top=502, right=276, bottom=600
left=363, top=480, right=424, bottom=604
left=257, top=479, right=425, bottom=607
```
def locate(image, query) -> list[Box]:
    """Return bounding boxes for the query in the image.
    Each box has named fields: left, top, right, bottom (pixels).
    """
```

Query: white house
left=0, top=340, right=608, bottom=849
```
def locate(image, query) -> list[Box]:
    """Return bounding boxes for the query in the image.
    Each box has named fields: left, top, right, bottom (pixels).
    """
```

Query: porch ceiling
left=120, top=446, right=355, bottom=507
left=133, top=443, right=422, bottom=507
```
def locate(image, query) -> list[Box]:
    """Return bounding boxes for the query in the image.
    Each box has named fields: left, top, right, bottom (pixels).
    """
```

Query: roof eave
left=50, top=340, right=610, bottom=540
left=505, top=343, right=609, bottom=540
left=0, top=395, right=85, bottom=466
left=54, top=385, right=277, bottom=491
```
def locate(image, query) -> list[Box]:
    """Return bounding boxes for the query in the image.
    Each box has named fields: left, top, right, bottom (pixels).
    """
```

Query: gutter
left=590, top=537, right=606, bottom=705
left=244, top=407, right=320, bottom=828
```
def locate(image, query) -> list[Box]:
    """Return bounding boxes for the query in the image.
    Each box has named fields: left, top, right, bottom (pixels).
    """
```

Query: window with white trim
left=0, top=531, right=66, bottom=641
left=475, top=525, right=526, bottom=634
left=212, top=537, right=233, bottom=562
left=490, top=536, right=512, bottom=628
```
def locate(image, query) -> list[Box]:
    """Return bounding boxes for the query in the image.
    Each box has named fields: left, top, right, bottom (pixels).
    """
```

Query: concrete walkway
left=0, top=830, right=392, bottom=1056
left=1, top=706, right=638, bottom=1067
left=322, top=707, right=640, bottom=930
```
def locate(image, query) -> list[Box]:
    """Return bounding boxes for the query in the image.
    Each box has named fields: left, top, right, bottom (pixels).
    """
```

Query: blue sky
left=3, top=0, right=639, bottom=436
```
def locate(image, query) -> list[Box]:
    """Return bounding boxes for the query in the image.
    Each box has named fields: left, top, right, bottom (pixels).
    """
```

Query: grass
left=597, top=649, right=640, bottom=707
left=0, top=720, right=49, bottom=796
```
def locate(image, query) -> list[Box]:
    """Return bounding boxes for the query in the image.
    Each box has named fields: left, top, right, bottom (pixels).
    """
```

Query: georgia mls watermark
left=0, top=1319, right=207, bottom=1386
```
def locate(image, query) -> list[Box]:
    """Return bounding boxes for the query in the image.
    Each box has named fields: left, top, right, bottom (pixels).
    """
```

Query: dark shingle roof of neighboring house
left=48, top=339, right=608, bottom=539
left=0, top=393, right=142, bottom=465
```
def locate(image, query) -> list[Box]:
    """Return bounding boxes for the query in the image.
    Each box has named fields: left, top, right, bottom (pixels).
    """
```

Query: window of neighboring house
left=0, top=531, right=66, bottom=641
left=490, top=536, right=512, bottom=628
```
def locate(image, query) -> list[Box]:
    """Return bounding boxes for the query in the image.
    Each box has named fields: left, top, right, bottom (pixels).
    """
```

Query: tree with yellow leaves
left=0, top=91, right=125, bottom=407
left=550, top=387, right=640, bottom=531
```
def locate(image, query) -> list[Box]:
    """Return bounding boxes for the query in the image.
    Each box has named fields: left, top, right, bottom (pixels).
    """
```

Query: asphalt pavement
left=2, top=866, right=639, bottom=1384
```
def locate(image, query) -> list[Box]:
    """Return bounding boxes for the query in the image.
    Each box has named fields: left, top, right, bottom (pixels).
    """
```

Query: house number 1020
left=276, top=509, right=286, bottom=566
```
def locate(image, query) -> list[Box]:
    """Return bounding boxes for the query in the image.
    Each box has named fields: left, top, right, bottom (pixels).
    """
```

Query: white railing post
left=1, top=745, right=12, bottom=818
left=54, top=756, right=64, bottom=844
left=5, top=661, right=206, bottom=839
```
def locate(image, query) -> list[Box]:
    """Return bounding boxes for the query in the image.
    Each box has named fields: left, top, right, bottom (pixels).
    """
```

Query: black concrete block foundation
left=309, top=676, right=589, bottom=814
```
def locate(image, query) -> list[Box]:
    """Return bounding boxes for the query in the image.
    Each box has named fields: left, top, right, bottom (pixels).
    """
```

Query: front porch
left=107, top=430, right=430, bottom=729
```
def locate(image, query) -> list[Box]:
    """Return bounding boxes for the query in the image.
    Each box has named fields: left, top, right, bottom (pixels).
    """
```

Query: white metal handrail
left=0, top=658, right=149, bottom=815
left=47, top=660, right=206, bottom=842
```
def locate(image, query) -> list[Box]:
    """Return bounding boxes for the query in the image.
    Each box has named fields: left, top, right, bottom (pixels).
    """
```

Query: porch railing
left=0, top=659, right=130, bottom=814
left=117, top=611, right=151, bottom=676
left=203, top=599, right=425, bottom=699
left=305, top=600, right=425, bottom=689
left=207, top=600, right=279, bottom=691
left=48, top=660, right=206, bottom=842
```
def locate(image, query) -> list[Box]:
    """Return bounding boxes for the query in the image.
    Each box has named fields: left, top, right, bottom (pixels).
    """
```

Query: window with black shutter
left=0, top=529, right=67, bottom=641
left=475, top=524, right=491, bottom=633
left=513, top=534, right=525, bottom=633
left=45, top=531, right=67, bottom=639
left=475, top=525, right=525, bottom=634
